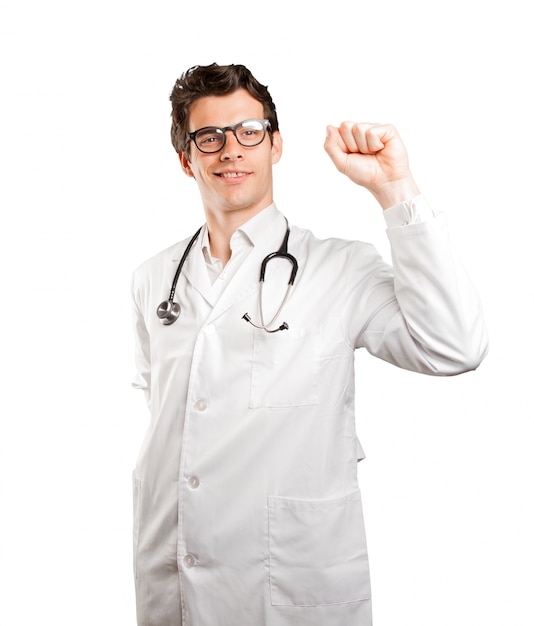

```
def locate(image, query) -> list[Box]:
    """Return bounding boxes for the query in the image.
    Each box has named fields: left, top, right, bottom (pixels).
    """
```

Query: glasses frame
left=186, top=119, right=271, bottom=154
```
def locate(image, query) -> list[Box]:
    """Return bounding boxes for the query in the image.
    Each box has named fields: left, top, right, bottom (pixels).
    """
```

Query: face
left=179, top=89, right=282, bottom=223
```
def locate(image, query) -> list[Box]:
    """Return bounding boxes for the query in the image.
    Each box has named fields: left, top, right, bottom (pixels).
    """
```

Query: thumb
left=324, top=125, right=347, bottom=172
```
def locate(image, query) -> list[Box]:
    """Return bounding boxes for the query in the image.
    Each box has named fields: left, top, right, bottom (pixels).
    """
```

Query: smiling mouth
left=216, top=172, right=249, bottom=178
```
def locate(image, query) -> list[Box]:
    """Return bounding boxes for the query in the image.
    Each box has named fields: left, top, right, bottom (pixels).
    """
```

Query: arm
left=325, top=122, right=488, bottom=374
left=131, top=272, right=152, bottom=408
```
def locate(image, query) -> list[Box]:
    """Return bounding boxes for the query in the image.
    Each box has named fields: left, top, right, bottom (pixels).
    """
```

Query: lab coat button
left=194, top=399, right=207, bottom=412
left=188, top=476, right=200, bottom=489
left=203, top=324, right=215, bottom=335
left=183, top=554, right=196, bottom=568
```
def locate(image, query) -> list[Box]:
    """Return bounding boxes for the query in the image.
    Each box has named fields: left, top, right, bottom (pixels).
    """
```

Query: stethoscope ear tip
left=242, top=312, right=289, bottom=333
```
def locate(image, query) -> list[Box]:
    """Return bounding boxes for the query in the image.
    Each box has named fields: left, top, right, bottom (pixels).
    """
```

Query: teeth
left=220, top=172, right=246, bottom=178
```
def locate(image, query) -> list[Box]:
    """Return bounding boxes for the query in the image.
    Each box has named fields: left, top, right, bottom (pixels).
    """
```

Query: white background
left=1, top=0, right=532, bottom=624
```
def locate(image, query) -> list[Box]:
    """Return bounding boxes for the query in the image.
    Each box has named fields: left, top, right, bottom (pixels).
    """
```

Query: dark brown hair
left=169, top=63, right=279, bottom=154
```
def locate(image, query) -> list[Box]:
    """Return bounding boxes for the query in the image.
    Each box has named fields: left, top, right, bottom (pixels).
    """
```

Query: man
left=131, top=63, right=488, bottom=626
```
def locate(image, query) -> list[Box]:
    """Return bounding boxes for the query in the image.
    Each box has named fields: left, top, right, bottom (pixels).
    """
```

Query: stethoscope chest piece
left=157, top=300, right=181, bottom=325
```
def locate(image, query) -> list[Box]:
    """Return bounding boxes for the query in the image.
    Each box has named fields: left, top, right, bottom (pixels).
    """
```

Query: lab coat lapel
left=207, top=243, right=264, bottom=322
left=180, top=235, right=217, bottom=307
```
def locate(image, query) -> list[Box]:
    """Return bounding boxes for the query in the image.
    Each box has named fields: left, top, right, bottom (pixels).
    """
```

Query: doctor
left=131, top=63, right=488, bottom=626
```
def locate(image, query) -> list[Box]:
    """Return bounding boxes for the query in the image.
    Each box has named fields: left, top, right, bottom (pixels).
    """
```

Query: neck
left=207, top=223, right=232, bottom=266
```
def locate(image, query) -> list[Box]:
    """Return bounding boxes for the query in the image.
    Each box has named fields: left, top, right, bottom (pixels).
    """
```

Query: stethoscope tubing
left=168, top=227, right=202, bottom=302
left=157, top=221, right=298, bottom=332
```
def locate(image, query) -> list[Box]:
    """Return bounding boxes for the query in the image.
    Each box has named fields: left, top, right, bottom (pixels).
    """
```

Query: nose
left=220, top=130, right=243, bottom=160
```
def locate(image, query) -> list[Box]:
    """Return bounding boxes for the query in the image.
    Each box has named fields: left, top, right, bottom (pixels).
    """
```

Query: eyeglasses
left=187, top=119, right=271, bottom=154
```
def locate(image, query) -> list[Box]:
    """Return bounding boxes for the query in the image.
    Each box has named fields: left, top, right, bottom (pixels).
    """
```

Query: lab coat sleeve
left=351, top=211, right=488, bottom=375
left=131, top=271, right=151, bottom=408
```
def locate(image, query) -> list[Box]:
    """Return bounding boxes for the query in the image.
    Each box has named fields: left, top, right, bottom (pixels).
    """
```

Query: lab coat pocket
left=132, top=476, right=141, bottom=579
left=249, top=327, right=320, bottom=408
left=268, top=491, right=371, bottom=606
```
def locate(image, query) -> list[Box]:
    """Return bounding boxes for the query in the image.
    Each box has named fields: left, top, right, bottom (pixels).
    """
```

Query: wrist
left=372, top=175, right=421, bottom=210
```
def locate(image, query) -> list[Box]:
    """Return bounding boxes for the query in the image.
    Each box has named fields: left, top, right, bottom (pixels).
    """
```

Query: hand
left=324, top=122, right=420, bottom=209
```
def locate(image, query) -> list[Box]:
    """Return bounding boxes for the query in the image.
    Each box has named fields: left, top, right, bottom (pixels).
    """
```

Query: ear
left=271, top=131, right=283, bottom=165
left=179, top=152, right=195, bottom=178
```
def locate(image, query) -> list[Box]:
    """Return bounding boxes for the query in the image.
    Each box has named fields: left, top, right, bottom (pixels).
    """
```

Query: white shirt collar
left=201, top=203, right=280, bottom=263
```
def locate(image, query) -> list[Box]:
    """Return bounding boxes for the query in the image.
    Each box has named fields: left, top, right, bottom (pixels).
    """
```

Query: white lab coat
left=131, top=203, right=487, bottom=626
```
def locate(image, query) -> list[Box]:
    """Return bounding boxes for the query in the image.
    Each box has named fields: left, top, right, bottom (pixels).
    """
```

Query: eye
left=237, top=120, right=264, bottom=141
left=197, top=132, right=222, bottom=147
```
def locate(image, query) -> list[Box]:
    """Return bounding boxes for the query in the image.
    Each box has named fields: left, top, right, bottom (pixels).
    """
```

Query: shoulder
left=291, top=223, right=380, bottom=261
left=289, top=224, right=391, bottom=290
left=131, top=237, right=191, bottom=290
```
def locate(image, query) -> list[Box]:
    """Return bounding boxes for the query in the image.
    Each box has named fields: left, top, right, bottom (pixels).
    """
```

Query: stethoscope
left=156, top=222, right=298, bottom=332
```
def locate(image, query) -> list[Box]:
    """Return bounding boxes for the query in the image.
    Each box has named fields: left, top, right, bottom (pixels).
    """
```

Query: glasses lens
left=195, top=128, right=225, bottom=153
left=236, top=120, right=266, bottom=146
